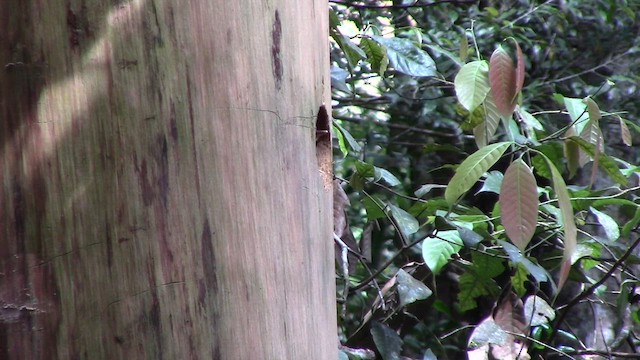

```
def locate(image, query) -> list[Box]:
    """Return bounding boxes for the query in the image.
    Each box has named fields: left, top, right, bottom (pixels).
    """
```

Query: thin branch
left=335, top=115, right=461, bottom=138
left=541, top=52, right=629, bottom=86
left=351, top=235, right=427, bottom=291
left=330, top=0, right=478, bottom=10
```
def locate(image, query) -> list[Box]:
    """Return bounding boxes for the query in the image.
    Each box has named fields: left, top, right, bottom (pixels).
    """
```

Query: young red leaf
left=489, top=45, right=517, bottom=118
left=618, top=116, right=632, bottom=146
left=499, top=159, right=539, bottom=252
left=514, top=41, right=525, bottom=96
left=491, top=291, right=529, bottom=359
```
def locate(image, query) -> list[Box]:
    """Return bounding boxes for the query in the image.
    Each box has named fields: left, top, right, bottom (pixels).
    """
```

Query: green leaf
left=389, top=204, right=419, bottom=237
left=331, top=30, right=366, bottom=69
left=499, top=158, right=539, bottom=251
left=350, top=172, right=364, bottom=191
left=415, top=184, right=447, bottom=198
left=459, top=32, right=469, bottom=62
left=472, top=251, right=506, bottom=278
left=473, top=91, right=501, bottom=148
left=373, top=36, right=436, bottom=77
left=622, top=206, right=640, bottom=238
left=462, top=104, right=486, bottom=131
left=454, top=60, right=490, bottom=112
left=423, top=43, right=465, bottom=68
left=458, top=272, right=500, bottom=312
left=457, top=252, right=504, bottom=311
left=445, top=142, right=511, bottom=205
left=457, top=226, right=484, bottom=247
left=563, top=97, right=590, bottom=132
left=499, top=240, right=549, bottom=283
left=489, top=45, right=517, bottom=118
left=364, top=196, right=386, bottom=220
left=355, top=160, right=381, bottom=181
left=371, top=321, right=403, bottom=360
left=544, top=155, right=577, bottom=290
left=396, top=269, right=432, bottom=307
left=511, top=264, right=528, bottom=296
left=361, top=37, right=388, bottom=75
left=422, top=230, right=463, bottom=274
left=477, top=171, right=504, bottom=194
left=590, top=207, right=620, bottom=241
left=517, top=107, right=543, bottom=131
left=379, top=168, right=401, bottom=187
left=333, top=124, right=348, bottom=157
left=567, top=137, right=628, bottom=186
left=533, top=142, right=564, bottom=180
left=564, top=127, right=580, bottom=178
left=334, top=121, right=362, bottom=153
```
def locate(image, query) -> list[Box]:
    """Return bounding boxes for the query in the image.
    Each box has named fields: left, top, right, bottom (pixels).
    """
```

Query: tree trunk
left=0, top=1, right=335, bottom=359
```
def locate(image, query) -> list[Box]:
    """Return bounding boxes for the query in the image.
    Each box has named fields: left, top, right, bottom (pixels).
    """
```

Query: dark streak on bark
left=200, top=219, right=220, bottom=358
left=153, top=135, right=173, bottom=273
left=149, top=0, right=164, bottom=47
left=185, top=70, right=202, bottom=207
left=155, top=135, right=169, bottom=208
left=271, top=10, right=283, bottom=90
left=66, top=6, right=80, bottom=48
left=105, top=221, right=113, bottom=269
left=200, top=219, right=217, bottom=294
left=66, top=3, right=92, bottom=50
left=169, top=102, right=178, bottom=142
left=141, top=8, right=163, bottom=105
left=13, top=181, right=26, bottom=250
left=139, top=160, right=154, bottom=206
left=166, top=5, right=177, bottom=47
left=146, top=260, right=164, bottom=360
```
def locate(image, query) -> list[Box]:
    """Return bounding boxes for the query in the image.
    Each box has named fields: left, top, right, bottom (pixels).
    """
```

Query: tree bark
left=0, top=1, right=335, bottom=359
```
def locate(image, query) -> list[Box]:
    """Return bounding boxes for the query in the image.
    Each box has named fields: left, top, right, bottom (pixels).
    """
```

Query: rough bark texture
left=0, top=1, right=335, bottom=359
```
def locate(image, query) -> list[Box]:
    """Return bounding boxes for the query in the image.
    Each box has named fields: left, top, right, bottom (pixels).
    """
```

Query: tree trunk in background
left=0, top=0, right=335, bottom=359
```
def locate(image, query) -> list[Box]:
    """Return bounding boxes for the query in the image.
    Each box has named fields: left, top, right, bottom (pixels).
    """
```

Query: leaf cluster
left=331, top=1, right=640, bottom=359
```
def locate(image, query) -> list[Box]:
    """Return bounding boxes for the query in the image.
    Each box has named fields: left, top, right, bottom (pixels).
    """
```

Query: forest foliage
left=330, top=1, right=640, bottom=359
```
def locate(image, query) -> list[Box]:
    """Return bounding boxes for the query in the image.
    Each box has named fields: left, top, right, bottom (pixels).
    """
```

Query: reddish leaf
left=493, top=291, right=527, bottom=335
left=500, top=159, right=539, bottom=252
left=515, top=41, right=525, bottom=96
left=618, top=116, right=632, bottom=146
left=491, top=291, right=530, bottom=359
left=489, top=45, right=517, bottom=118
